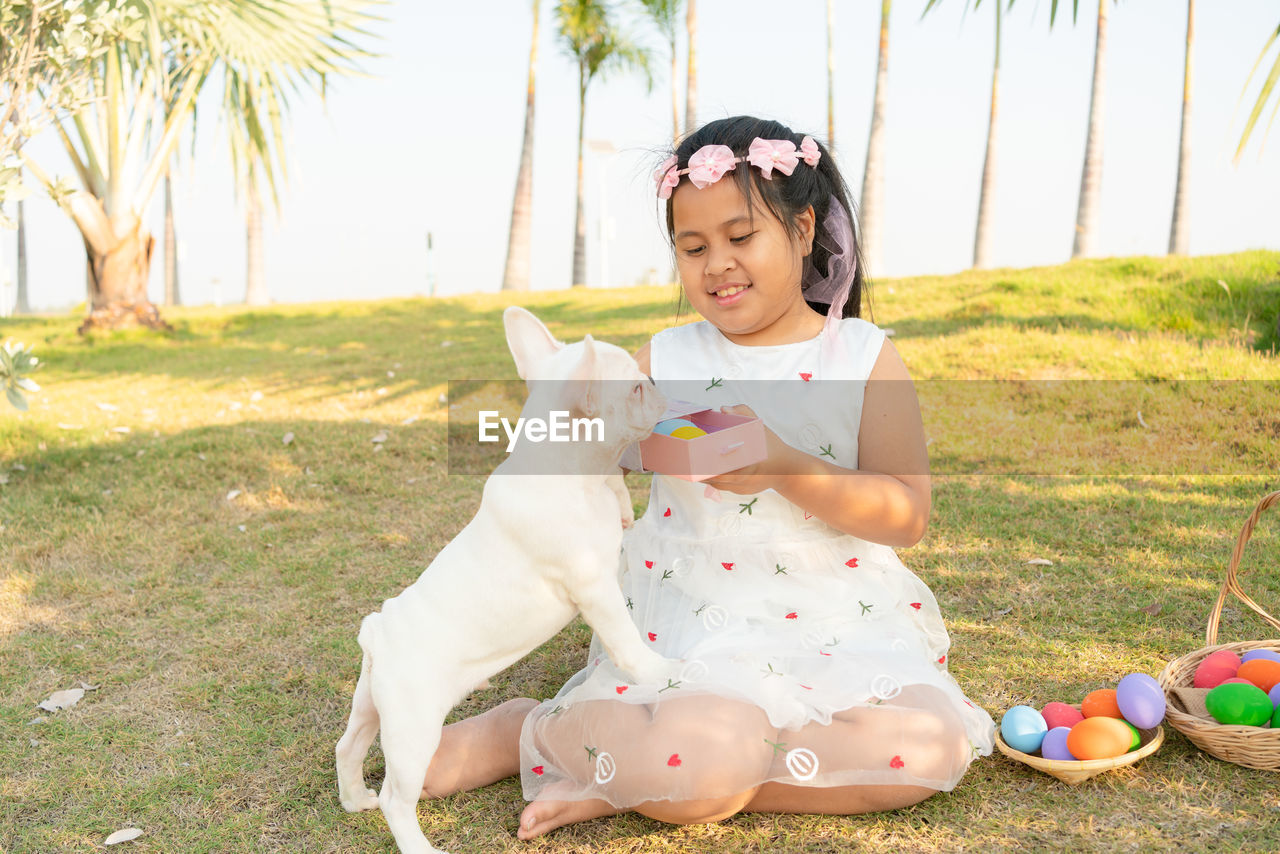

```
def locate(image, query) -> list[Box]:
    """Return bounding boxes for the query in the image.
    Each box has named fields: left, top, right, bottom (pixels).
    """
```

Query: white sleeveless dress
left=519, top=318, right=995, bottom=804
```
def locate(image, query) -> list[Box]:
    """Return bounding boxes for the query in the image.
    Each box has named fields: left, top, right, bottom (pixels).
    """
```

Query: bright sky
left=2, top=0, right=1279, bottom=312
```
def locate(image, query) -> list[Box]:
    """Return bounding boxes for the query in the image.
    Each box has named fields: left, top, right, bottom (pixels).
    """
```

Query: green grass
left=2, top=250, right=1280, bottom=853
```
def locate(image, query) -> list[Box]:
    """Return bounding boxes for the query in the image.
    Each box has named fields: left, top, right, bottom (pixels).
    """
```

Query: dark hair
left=662, top=115, right=869, bottom=320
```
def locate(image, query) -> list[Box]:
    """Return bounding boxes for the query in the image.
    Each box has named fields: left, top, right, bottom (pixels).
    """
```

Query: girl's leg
left=518, top=694, right=776, bottom=840
left=744, top=685, right=973, bottom=815
left=419, top=697, right=539, bottom=799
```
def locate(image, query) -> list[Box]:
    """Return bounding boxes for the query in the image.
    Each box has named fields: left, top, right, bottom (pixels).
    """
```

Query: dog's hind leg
left=336, top=649, right=381, bottom=812
left=375, top=675, right=453, bottom=854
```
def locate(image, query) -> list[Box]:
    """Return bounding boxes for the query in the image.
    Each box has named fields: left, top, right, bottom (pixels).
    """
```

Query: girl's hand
left=700, top=404, right=802, bottom=495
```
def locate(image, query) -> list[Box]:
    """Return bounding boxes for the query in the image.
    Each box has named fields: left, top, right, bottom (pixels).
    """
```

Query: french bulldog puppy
left=336, top=307, right=671, bottom=854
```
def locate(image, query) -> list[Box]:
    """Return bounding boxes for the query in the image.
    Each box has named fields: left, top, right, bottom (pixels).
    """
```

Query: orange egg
left=1066, top=716, right=1133, bottom=760
left=1081, top=688, right=1123, bottom=719
left=1238, top=659, right=1280, bottom=693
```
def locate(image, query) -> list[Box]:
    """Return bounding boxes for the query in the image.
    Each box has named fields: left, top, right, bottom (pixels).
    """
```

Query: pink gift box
left=637, top=408, right=767, bottom=482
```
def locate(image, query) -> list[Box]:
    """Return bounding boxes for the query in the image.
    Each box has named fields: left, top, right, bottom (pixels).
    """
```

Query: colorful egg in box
left=1067, top=717, right=1133, bottom=760
left=1204, top=682, right=1273, bottom=727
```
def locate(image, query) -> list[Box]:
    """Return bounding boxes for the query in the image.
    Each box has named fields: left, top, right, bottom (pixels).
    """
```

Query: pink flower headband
left=654, top=136, right=821, bottom=199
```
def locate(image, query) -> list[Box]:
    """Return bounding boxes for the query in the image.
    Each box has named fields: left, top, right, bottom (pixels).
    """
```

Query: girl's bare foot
left=420, top=697, right=538, bottom=799
left=517, top=782, right=620, bottom=840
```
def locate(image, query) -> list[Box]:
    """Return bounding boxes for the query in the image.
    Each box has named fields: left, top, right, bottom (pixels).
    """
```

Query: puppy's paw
left=617, top=650, right=674, bottom=685
left=340, top=787, right=379, bottom=812
left=620, top=504, right=635, bottom=529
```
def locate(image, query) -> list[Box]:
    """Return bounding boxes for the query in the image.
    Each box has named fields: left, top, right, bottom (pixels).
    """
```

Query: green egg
left=1122, top=720, right=1141, bottom=751
left=1205, top=682, right=1273, bottom=726
left=1273, top=704, right=1280, bottom=729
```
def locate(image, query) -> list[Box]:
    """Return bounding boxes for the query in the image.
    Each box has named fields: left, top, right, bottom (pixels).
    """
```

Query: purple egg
left=1270, top=682, right=1280, bottom=710
left=1116, top=672, right=1166, bottom=729
left=1041, top=727, right=1077, bottom=761
left=1242, top=649, right=1280, bottom=665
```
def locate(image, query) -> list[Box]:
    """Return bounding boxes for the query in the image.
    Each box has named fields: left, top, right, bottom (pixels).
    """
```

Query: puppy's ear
left=568, top=335, right=601, bottom=418
left=504, top=307, right=563, bottom=380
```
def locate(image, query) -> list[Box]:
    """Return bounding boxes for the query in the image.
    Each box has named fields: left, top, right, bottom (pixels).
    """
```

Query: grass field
left=2, top=251, right=1280, bottom=853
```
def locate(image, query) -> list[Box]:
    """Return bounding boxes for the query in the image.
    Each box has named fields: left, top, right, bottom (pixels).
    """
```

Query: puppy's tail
left=356, top=612, right=381, bottom=659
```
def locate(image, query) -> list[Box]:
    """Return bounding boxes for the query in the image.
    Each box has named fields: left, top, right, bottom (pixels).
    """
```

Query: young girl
left=418, top=115, right=995, bottom=839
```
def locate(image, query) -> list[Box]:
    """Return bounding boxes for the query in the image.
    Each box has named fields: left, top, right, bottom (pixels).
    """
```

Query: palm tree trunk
left=245, top=182, right=268, bottom=305
left=502, top=0, right=540, bottom=291
left=72, top=198, right=167, bottom=332
left=860, top=0, right=891, bottom=276
left=15, top=199, right=30, bottom=314
left=572, top=70, right=587, bottom=287
left=973, top=2, right=1001, bottom=270
left=826, top=0, right=835, bottom=148
left=164, top=170, right=181, bottom=305
left=670, top=33, right=679, bottom=146
left=1072, top=0, right=1108, bottom=259
left=685, top=0, right=697, bottom=134
left=1168, top=0, right=1193, bottom=255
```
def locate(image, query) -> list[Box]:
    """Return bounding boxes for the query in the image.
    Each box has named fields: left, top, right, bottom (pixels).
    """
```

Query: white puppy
left=335, top=307, right=671, bottom=854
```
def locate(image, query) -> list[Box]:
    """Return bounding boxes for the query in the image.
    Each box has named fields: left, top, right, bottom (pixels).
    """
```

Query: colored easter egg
left=1205, top=682, right=1273, bottom=726
left=1116, top=672, right=1166, bottom=729
left=1041, top=701, right=1085, bottom=731
left=1241, top=649, right=1280, bottom=664
left=1274, top=704, right=1280, bottom=729
left=1081, top=689, right=1123, bottom=719
left=669, top=425, right=708, bottom=439
left=1206, top=649, right=1243, bottom=664
left=1040, top=727, right=1077, bottom=761
left=654, top=418, right=697, bottom=436
left=1194, top=655, right=1241, bottom=689
left=1067, top=716, right=1132, bottom=760
left=1221, top=677, right=1254, bottom=685
left=1238, top=659, right=1280, bottom=693
left=1122, top=720, right=1141, bottom=751
left=1000, top=705, right=1048, bottom=754
left=1269, top=683, right=1280, bottom=710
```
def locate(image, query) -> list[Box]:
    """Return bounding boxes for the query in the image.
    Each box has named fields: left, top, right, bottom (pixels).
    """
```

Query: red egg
left=1194, top=656, right=1241, bottom=689
left=1067, top=717, right=1132, bottom=760
left=1221, top=677, right=1254, bottom=685
left=1041, top=701, right=1085, bottom=730
left=1081, top=689, right=1123, bottom=719
left=1238, top=659, right=1280, bottom=693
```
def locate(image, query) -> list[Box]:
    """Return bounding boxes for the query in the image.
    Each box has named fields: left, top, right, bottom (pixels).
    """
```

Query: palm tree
left=826, top=0, right=835, bottom=148
left=556, top=0, right=651, bottom=288
left=1071, top=0, right=1108, bottom=259
left=14, top=0, right=374, bottom=331
left=1168, top=0, right=1193, bottom=255
left=163, top=169, right=180, bottom=305
left=15, top=197, right=29, bottom=313
left=502, top=0, right=541, bottom=292
left=1234, top=18, right=1280, bottom=162
left=860, top=0, right=891, bottom=275
left=639, top=0, right=682, bottom=147
left=685, top=0, right=697, bottom=134
left=924, top=0, right=1010, bottom=269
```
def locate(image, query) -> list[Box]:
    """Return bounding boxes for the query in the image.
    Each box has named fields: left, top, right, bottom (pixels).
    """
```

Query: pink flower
left=799, top=136, right=821, bottom=167
left=686, top=144, right=739, bottom=189
left=747, top=137, right=799, bottom=180
left=654, top=155, right=680, bottom=199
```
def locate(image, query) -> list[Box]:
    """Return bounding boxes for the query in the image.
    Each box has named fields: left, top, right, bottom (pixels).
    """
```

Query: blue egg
left=653, top=418, right=696, bottom=436
left=1040, top=727, right=1077, bottom=761
left=1242, top=649, right=1280, bottom=665
left=1269, top=682, right=1280, bottom=710
left=1001, top=705, right=1048, bottom=754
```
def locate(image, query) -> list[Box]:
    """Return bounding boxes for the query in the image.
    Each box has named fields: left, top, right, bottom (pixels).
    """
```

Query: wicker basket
left=995, top=703, right=1165, bottom=784
left=1156, top=490, right=1280, bottom=771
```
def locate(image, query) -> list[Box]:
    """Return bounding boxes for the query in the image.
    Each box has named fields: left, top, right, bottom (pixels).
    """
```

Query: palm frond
left=1235, top=21, right=1280, bottom=163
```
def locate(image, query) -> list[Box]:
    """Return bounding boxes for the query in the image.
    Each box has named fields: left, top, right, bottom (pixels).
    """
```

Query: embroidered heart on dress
left=785, top=612, right=798, bottom=620
left=845, top=558, right=859, bottom=568
left=648, top=632, right=658, bottom=641
left=721, top=562, right=735, bottom=571
left=799, top=372, right=812, bottom=382
left=531, top=765, right=544, bottom=775
left=644, top=560, right=653, bottom=569
left=910, top=602, right=922, bottom=610
left=667, top=753, right=682, bottom=767
left=938, top=655, right=947, bottom=664
left=615, top=686, right=628, bottom=694
left=663, top=507, right=672, bottom=517
left=890, top=755, right=904, bottom=769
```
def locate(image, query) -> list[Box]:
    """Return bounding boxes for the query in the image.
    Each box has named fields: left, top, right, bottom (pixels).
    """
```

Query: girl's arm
left=707, top=340, right=932, bottom=548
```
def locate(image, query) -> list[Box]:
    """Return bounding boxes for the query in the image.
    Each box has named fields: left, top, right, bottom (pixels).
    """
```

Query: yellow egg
left=669, top=425, right=707, bottom=439
left=1066, top=716, right=1132, bottom=760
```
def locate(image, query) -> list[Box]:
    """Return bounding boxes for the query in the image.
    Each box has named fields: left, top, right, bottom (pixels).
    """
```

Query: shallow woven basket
left=995, top=703, right=1164, bottom=784
left=1157, top=490, right=1280, bottom=771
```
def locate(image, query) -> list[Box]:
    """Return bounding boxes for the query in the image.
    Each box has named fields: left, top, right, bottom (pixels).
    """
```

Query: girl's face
left=671, top=177, right=818, bottom=346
